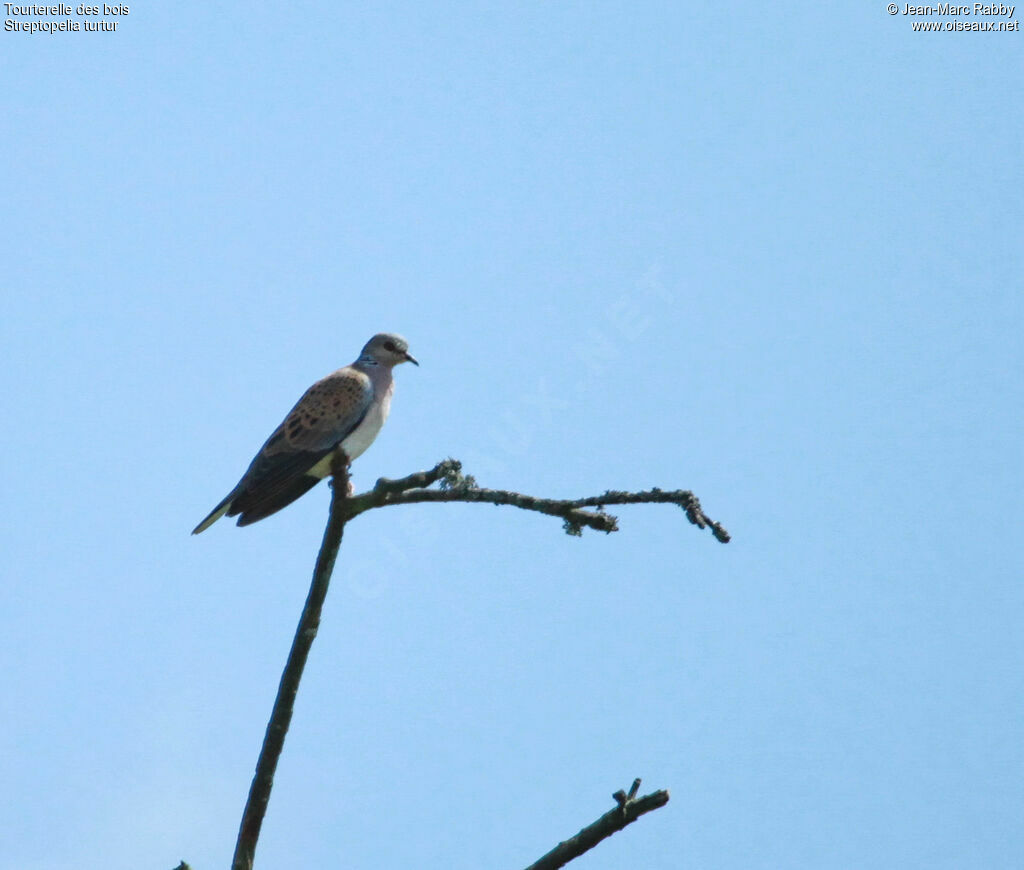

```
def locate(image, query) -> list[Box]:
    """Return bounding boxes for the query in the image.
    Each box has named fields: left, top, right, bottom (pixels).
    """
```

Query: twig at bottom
left=522, top=779, right=671, bottom=870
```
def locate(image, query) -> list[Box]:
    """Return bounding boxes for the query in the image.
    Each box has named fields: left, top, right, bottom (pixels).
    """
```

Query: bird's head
left=360, top=333, right=418, bottom=367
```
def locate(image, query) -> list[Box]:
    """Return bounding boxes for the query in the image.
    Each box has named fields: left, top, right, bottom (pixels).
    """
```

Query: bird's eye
left=383, top=341, right=396, bottom=352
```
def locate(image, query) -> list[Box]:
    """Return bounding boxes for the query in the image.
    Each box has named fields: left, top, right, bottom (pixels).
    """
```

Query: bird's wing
left=225, top=367, right=374, bottom=521
left=272, top=366, right=374, bottom=453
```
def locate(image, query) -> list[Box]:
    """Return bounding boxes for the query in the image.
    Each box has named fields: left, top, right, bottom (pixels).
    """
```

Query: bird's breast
left=341, top=376, right=394, bottom=462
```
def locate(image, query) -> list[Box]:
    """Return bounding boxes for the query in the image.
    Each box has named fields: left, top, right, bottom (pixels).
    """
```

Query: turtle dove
left=192, top=333, right=417, bottom=533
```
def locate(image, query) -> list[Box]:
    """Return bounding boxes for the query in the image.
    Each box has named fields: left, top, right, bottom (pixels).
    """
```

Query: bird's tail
left=192, top=491, right=235, bottom=535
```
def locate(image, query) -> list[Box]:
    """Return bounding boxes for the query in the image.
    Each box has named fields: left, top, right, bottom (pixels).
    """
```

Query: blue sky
left=1, top=3, right=1021, bottom=869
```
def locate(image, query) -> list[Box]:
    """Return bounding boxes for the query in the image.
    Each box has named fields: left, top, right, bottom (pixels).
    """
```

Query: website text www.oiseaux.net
left=891, top=3, right=1020, bottom=30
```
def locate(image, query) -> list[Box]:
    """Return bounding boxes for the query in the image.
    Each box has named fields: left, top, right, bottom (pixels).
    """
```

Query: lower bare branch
left=230, top=457, right=351, bottom=870
left=523, top=779, right=671, bottom=870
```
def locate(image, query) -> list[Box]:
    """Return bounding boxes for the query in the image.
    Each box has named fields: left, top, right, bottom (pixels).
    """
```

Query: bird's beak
left=404, top=352, right=419, bottom=366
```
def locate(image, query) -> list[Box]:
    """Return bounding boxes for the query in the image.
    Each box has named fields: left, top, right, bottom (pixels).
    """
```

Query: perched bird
left=192, top=333, right=417, bottom=533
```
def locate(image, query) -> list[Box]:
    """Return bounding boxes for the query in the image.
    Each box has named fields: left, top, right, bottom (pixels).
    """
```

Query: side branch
left=522, top=779, right=670, bottom=870
left=346, top=459, right=730, bottom=542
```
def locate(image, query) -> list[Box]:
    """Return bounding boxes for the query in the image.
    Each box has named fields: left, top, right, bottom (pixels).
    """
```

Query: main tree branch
left=230, top=455, right=351, bottom=870
left=229, top=457, right=729, bottom=870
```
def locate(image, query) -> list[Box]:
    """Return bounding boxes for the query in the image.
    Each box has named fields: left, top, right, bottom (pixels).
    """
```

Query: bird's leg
left=329, top=449, right=354, bottom=497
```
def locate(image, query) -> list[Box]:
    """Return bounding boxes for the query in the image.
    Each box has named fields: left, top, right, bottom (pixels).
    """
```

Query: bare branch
left=346, top=458, right=730, bottom=542
left=522, top=779, right=671, bottom=870
left=226, top=457, right=727, bottom=869
left=230, top=456, right=351, bottom=870
left=364, top=457, right=464, bottom=495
